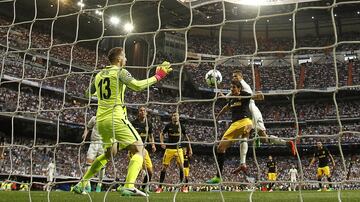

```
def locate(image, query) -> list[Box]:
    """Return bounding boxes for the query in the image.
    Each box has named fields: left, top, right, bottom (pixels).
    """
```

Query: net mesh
left=0, top=0, right=359, bottom=201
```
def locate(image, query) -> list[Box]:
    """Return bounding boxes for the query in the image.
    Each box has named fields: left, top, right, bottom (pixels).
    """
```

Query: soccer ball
left=205, top=69, right=222, bottom=87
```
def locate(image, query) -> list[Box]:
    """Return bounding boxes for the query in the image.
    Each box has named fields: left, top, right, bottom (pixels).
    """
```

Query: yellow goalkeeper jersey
left=94, top=65, right=133, bottom=122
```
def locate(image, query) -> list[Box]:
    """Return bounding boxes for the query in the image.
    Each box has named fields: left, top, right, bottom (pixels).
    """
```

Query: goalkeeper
left=73, top=47, right=172, bottom=196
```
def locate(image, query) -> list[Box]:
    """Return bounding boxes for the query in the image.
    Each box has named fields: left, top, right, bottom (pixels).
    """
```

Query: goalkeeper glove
left=154, top=61, right=172, bottom=81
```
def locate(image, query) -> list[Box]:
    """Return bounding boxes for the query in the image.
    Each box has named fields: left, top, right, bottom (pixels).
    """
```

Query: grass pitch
left=0, top=190, right=359, bottom=202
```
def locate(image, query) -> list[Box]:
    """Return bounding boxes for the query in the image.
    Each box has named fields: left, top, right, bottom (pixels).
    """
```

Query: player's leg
left=84, top=143, right=97, bottom=192
left=260, top=129, right=296, bottom=156
left=317, top=167, right=323, bottom=191
left=251, top=104, right=297, bottom=156
left=124, top=141, right=145, bottom=186
left=291, top=178, right=297, bottom=191
left=95, top=143, right=105, bottom=192
left=208, top=119, right=252, bottom=183
left=232, top=119, right=253, bottom=175
left=74, top=143, right=116, bottom=194
left=156, top=149, right=174, bottom=193
left=141, top=149, right=153, bottom=191
left=268, top=173, right=276, bottom=191
left=239, top=129, right=251, bottom=169
left=183, top=167, right=189, bottom=193
left=176, top=149, right=185, bottom=184
left=324, top=166, right=333, bottom=191
left=45, top=175, right=54, bottom=191
left=112, top=119, right=148, bottom=196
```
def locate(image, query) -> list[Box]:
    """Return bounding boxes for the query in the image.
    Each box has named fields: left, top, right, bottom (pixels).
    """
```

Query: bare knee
left=127, top=141, right=145, bottom=157
left=217, top=143, right=228, bottom=153
left=104, top=144, right=118, bottom=159
left=147, top=167, right=154, bottom=175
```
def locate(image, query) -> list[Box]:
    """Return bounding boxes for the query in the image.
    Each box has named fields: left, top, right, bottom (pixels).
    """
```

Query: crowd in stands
left=1, top=16, right=360, bottom=92
left=0, top=136, right=359, bottom=190
left=0, top=18, right=108, bottom=69
left=1, top=81, right=360, bottom=144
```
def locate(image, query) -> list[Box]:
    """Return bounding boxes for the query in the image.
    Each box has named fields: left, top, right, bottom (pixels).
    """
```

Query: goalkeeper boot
left=326, top=187, right=334, bottom=191
left=85, top=183, right=91, bottom=193
left=95, top=183, right=102, bottom=192
left=206, top=176, right=221, bottom=184
left=72, top=183, right=86, bottom=195
left=120, top=187, right=148, bottom=197
left=140, top=186, right=151, bottom=195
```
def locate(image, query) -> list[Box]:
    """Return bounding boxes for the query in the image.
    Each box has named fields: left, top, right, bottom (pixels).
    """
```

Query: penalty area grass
left=0, top=190, right=359, bottom=202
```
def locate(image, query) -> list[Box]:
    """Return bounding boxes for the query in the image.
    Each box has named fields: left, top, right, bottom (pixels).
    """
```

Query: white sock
left=269, top=135, right=286, bottom=145
left=240, top=139, right=248, bottom=164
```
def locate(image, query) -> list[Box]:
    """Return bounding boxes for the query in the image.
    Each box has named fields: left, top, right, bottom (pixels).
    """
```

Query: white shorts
left=249, top=101, right=266, bottom=131
left=47, top=174, right=54, bottom=182
left=87, top=141, right=104, bottom=161
left=291, top=178, right=297, bottom=182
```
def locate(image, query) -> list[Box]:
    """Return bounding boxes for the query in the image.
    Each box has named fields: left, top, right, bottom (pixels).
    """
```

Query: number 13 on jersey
left=97, top=78, right=111, bottom=100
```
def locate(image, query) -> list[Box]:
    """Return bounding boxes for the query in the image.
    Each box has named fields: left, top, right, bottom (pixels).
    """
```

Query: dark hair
left=232, top=70, right=242, bottom=76
left=231, top=80, right=242, bottom=89
left=107, top=47, right=123, bottom=64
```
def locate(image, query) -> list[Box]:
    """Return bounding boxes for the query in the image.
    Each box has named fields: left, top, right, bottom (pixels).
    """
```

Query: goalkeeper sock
left=98, top=167, right=105, bottom=186
left=159, top=170, right=166, bottom=188
left=179, top=168, right=184, bottom=183
left=82, top=154, right=108, bottom=188
left=240, top=139, right=248, bottom=164
left=327, top=177, right=332, bottom=188
left=216, top=152, right=225, bottom=178
left=318, top=178, right=322, bottom=189
left=269, top=135, right=286, bottom=145
left=142, top=171, right=152, bottom=189
left=124, top=153, right=143, bottom=188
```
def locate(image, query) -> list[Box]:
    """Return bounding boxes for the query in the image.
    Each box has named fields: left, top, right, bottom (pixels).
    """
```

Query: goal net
left=0, top=0, right=359, bottom=201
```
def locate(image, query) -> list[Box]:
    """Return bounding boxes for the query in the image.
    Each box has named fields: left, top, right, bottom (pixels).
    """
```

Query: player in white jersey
left=288, top=165, right=298, bottom=191
left=44, top=160, right=55, bottom=191
left=82, top=116, right=105, bottom=192
left=231, top=71, right=296, bottom=174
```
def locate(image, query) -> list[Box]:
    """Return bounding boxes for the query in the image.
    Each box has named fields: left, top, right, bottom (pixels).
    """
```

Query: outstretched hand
left=155, top=61, right=172, bottom=81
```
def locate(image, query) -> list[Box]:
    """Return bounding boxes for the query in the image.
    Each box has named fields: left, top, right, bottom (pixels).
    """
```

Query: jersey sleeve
left=87, top=116, right=96, bottom=129
left=118, top=68, right=135, bottom=84
left=240, top=79, right=253, bottom=94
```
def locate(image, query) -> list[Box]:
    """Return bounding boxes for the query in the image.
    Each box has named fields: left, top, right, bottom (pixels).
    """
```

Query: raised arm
left=160, top=131, right=165, bottom=149
left=309, top=155, right=316, bottom=168
left=240, top=79, right=253, bottom=94
left=121, top=62, right=172, bottom=92
left=329, top=152, right=336, bottom=167
left=150, top=132, right=156, bottom=152
left=216, top=105, right=230, bottom=120
left=185, top=134, right=193, bottom=157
